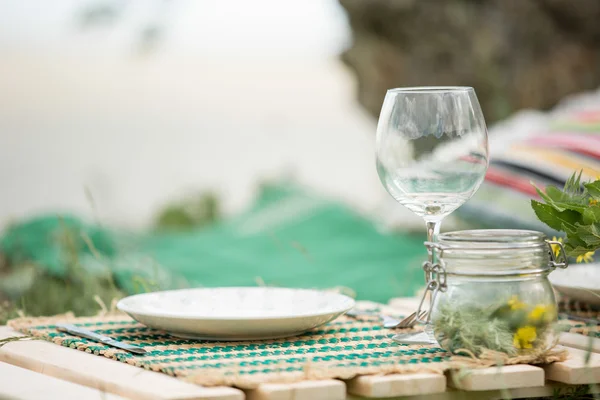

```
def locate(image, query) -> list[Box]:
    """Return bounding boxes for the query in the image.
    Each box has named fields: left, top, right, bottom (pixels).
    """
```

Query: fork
left=396, top=310, right=428, bottom=329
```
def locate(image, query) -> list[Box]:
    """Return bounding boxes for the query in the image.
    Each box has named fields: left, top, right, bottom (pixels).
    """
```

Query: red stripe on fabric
left=485, top=168, right=540, bottom=198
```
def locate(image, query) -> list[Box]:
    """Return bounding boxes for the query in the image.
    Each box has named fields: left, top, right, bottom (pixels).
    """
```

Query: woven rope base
left=8, top=314, right=449, bottom=388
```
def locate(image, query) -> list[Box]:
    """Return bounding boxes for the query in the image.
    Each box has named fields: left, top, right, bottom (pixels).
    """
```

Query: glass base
left=392, top=330, right=438, bottom=345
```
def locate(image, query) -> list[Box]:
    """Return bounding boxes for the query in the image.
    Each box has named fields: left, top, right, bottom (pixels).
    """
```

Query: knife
left=56, top=323, right=146, bottom=355
left=559, top=313, right=600, bottom=326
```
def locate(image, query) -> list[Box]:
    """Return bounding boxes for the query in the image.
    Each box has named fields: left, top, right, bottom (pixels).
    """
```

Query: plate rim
left=549, top=263, right=600, bottom=292
left=116, top=286, right=355, bottom=321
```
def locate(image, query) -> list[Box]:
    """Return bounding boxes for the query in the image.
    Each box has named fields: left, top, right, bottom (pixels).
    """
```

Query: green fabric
left=1, top=185, right=427, bottom=303
left=0, top=215, right=116, bottom=276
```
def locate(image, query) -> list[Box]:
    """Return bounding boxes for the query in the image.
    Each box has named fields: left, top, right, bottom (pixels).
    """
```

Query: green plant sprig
left=531, top=171, right=600, bottom=258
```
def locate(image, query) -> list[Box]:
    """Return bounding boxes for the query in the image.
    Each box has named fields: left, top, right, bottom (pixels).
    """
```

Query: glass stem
left=425, top=220, right=441, bottom=263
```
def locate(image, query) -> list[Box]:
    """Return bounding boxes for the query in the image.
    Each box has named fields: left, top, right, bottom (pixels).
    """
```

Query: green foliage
left=433, top=302, right=517, bottom=356
left=10, top=265, right=123, bottom=321
left=154, top=192, right=220, bottom=231
left=0, top=215, right=116, bottom=276
left=433, top=295, right=555, bottom=357
left=549, top=384, right=595, bottom=400
left=0, top=193, right=219, bottom=324
left=0, top=219, right=125, bottom=324
left=531, top=171, right=600, bottom=258
left=0, top=266, right=124, bottom=326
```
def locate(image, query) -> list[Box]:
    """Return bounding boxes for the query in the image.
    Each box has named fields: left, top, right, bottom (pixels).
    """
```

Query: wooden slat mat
left=7, top=298, right=597, bottom=392
left=4, top=299, right=600, bottom=399
left=8, top=314, right=449, bottom=389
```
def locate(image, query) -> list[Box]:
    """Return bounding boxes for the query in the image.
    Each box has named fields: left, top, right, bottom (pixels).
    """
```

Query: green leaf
left=533, top=185, right=564, bottom=211
left=546, top=186, right=568, bottom=202
left=547, top=185, right=588, bottom=212
left=575, top=223, right=600, bottom=247
left=552, top=201, right=586, bottom=213
left=561, top=224, right=578, bottom=236
left=564, top=170, right=584, bottom=195
left=531, top=201, right=581, bottom=232
left=533, top=174, right=600, bottom=258
left=585, top=181, right=600, bottom=199
left=554, top=202, right=588, bottom=214
left=565, top=245, right=595, bottom=258
left=565, top=235, right=587, bottom=249
left=583, top=207, right=600, bottom=224
left=534, top=185, right=587, bottom=213
left=534, top=186, right=565, bottom=211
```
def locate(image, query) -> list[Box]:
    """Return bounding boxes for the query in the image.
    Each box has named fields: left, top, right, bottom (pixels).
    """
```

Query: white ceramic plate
left=549, top=263, right=600, bottom=306
left=117, top=287, right=355, bottom=341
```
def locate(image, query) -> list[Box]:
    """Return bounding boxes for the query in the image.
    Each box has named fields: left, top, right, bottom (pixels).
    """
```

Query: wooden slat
left=346, top=373, right=446, bottom=398
left=0, top=327, right=243, bottom=400
left=448, top=365, right=544, bottom=391
left=544, top=345, right=600, bottom=385
left=0, top=361, right=126, bottom=400
left=559, top=332, right=600, bottom=354
left=354, top=381, right=600, bottom=400
left=245, top=380, right=345, bottom=400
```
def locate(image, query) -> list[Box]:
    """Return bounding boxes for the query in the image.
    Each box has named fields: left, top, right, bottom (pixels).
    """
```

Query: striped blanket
left=457, top=88, right=600, bottom=235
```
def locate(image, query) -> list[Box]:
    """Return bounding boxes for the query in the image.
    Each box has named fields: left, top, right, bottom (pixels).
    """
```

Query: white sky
left=0, top=0, right=400, bottom=228
left=0, top=0, right=350, bottom=58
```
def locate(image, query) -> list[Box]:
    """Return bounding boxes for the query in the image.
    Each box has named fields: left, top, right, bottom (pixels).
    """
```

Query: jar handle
left=546, top=240, right=568, bottom=269
left=415, top=278, right=437, bottom=324
left=415, top=243, right=448, bottom=324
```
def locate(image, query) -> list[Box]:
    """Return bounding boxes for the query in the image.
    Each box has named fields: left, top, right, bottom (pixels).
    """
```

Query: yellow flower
left=513, top=326, right=537, bottom=349
left=550, top=237, right=564, bottom=258
left=507, top=295, right=526, bottom=311
left=576, top=251, right=594, bottom=263
left=590, top=199, right=599, bottom=206
left=528, top=304, right=555, bottom=324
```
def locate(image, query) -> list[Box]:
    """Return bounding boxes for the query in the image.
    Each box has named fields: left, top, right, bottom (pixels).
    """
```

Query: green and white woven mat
left=9, top=313, right=449, bottom=388
left=9, top=310, right=596, bottom=389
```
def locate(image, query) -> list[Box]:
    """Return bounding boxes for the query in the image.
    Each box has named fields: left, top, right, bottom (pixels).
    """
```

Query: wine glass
left=375, top=87, right=489, bottom=342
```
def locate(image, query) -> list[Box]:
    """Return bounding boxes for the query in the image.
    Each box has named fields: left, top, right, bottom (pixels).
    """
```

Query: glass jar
left=421, top=229, right=568, bottom=356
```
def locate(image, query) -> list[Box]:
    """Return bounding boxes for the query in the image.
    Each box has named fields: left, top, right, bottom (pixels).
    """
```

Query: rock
left=339, top=0, right=600, bottom=123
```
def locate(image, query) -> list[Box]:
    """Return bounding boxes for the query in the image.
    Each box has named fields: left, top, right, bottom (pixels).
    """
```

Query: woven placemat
left=9, top=308, right=593, bottom=388
left=558, top=296, right=600, bottom=338
left=8, top=313, right=449, bottom=388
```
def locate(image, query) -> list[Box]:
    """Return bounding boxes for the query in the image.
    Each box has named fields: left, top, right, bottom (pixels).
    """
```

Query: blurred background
left=1, top=0, right=600, bottom=320
left=0, top=0, right=380, bottom=226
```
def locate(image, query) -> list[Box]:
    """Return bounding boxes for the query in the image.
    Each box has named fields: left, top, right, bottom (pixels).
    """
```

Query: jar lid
left=433, top=229, right=553, bottom=276
left=438, top=229, right=547, bottom=248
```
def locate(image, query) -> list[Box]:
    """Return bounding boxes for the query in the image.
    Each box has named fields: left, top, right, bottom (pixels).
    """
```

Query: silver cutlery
left=559, top=313, right=600, bottom=325
left=56, top=323, right=146, bottom=355
left=396, top=310, right=428, bottom=329
left=392, top=330, right=437, bottom=345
